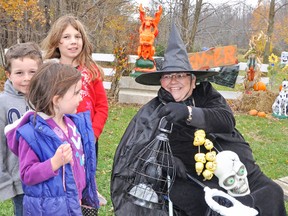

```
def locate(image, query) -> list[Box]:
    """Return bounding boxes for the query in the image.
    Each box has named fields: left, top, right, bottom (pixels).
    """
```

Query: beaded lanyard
left=185, top=98, right=218, bottom=180
left=193, top=129, right=217, bottom=181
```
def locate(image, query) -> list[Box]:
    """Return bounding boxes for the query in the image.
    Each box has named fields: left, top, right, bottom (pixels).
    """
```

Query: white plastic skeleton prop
left=214, top=151, right=250, bottom=197
left=204, top=187, right=258, bottom=216
left=272, top=80, right=288, bottom=117
left=281, top=51, right=288, bottom=64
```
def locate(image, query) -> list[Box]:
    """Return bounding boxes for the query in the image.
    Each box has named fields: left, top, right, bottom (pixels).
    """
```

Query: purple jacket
left=5, top=111, right=99, bottom=215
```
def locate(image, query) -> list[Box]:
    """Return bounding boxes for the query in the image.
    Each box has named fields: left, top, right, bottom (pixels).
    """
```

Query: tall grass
left=0, top=103, right=287, bottom=215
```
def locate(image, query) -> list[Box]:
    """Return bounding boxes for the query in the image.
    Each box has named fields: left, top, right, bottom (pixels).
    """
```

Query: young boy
left=0, top=42, right=42, bottom=216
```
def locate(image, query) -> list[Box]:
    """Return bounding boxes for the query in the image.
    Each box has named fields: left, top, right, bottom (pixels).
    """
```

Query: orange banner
left=188, top=45, right=238, bottom=70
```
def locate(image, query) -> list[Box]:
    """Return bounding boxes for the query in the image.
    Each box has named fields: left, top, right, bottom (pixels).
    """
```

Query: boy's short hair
left=5, top=42, right=43, bottom=73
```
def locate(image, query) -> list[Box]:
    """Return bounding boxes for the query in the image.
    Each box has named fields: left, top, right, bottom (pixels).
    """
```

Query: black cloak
left=111, top=81, right=286, bottom=216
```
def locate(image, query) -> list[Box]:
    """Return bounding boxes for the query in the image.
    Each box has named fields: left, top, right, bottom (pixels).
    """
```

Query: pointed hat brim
left=135, top=22, right=218, bottom=85
left=135, top=69, right=218, bottom=85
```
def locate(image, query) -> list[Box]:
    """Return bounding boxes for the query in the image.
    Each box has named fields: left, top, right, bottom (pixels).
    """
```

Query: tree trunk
left=263, top=0, right=275, bottom=64
left=0, top=43, right=5, bottom=67
left=44, top=0, right=51, bottom=34
left=108, top=45, right=129, bottom=99
left=181, top=0, right=190, bottom=45
left=65, top=0, right=80, bottom=14
left=188, top=0, right=203, bottom=52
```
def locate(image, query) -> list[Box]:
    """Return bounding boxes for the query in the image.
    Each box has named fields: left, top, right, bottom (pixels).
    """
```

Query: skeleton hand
left=204, top=187, right=258, bottom=216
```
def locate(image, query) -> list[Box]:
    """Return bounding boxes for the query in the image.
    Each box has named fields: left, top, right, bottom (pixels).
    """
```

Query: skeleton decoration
left=193, top=129, right=217, bottom=181
left=272, top=79, right=288, bottom=117
left=281, top=51, right=288, bottom=65
left=214, top=151, right=250, bottom=197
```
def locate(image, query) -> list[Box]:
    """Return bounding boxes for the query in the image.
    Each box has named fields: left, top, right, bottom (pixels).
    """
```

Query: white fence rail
left=238, top=62, right=268, bottom=72
left=92, top=53, right=138, bottom=90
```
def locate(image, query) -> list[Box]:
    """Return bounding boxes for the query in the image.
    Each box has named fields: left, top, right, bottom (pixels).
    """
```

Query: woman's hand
left=158, top=102, right=189, bottom=123
left=51, top=143, right=73, bottom=171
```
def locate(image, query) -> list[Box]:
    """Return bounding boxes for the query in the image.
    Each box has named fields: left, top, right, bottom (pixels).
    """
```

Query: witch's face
left=160, top=72, right=196, bottom=102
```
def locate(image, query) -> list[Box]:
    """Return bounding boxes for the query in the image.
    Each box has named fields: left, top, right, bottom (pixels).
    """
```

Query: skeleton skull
left=194, top=153, right=206, bottom=163
left=214, top=151, right=250, bottom=197
left=281, top=51, right=288, bottom=64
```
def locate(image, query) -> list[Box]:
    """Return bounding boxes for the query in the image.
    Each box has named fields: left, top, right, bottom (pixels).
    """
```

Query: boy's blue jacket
left=5, top=111, right=99, bottom=216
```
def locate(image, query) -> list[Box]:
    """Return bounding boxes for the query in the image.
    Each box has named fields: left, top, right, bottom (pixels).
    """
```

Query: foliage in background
left=243, top=31, right=272, bottom=62
left=113, top=46, right=129, bottom=76
left=250, top=3, right=269, bottom=35
left=275, top=15, right=288, bottom=47
left=0, top=66, right=5, bottom=81
left=155, top=44, right=165, bottom=57
left=108, top=46, right=130, bottom=99
left=0, top=0, right=44, bottom=23
left=0, top=0, right=45, bottom=43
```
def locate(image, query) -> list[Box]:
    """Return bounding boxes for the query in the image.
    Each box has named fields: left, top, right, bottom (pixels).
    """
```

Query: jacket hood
left=4, top=111, right=50, bottom=156
left=4, top=79, right=25, bottom=96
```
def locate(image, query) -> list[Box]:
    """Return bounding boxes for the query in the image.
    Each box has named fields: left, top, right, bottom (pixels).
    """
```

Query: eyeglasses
left=161, top=73, right=191, bottom=81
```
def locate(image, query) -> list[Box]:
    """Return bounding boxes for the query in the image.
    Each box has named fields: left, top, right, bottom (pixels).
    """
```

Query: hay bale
left=233, top=90, right=278, bottom=113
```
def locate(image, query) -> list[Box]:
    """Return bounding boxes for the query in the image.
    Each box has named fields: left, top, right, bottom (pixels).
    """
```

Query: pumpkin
left=253, top=81, right=267, bottom=91
left=257, top=111, right=266, bottom=117
left=249, top=109, right=258, bottom=116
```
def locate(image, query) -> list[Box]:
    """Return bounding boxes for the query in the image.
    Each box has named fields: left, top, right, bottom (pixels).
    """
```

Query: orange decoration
left=137, top=4, right=162, bottom=61
left=248, top=109, right=258, bottom=116
left=188, top=45, right=238, bottom=70
left=257, top=111, right=266, bottom=117
left=247, top=67, right=255, bottom=81
left=253, top=81, right=266, bottom=91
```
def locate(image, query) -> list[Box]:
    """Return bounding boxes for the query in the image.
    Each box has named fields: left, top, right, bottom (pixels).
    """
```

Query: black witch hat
left=135, top=23, right=218, bottom=85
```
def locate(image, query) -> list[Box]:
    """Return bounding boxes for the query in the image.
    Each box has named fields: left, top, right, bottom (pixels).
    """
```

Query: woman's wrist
left=186, top=106, right=193, bottom=123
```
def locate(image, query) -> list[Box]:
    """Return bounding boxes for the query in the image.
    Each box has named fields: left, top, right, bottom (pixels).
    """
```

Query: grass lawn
left=0, top=102, right=287, bottom=215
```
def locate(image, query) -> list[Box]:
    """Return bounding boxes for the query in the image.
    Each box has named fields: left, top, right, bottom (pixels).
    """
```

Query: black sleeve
left=189, top=81, right=235, bottom=133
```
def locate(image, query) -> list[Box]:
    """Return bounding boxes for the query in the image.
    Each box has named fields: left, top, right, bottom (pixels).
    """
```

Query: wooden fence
left=92, top=53, right=138, bottom=90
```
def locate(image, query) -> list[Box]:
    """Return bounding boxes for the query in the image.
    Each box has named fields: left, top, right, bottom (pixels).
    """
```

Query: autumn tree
left=263, top=0, right=276, bottom=63
left=189, top=0, right=203, bottom=52
left=250, top=0, right=288, bottom=63
left=0, top=0, right=45, bottom=47
left=250, top=2, right=269, bottom=33
left=274, top=5, right=288, bottom=50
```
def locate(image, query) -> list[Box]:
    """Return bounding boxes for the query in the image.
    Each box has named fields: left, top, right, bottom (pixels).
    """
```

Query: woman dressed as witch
left=110, top=23, right=286, bottom=216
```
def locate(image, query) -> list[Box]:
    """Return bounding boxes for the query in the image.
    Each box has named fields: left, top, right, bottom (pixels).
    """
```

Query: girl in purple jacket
left=5, top=62, right=99, bottom=215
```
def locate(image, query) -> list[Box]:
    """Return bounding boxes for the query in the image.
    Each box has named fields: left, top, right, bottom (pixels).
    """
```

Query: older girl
left=41, top=15, right=108, bottom=205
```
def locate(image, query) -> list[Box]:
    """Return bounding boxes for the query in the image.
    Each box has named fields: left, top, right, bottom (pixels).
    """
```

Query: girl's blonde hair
left=41, top=15, right=104, bottom=80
